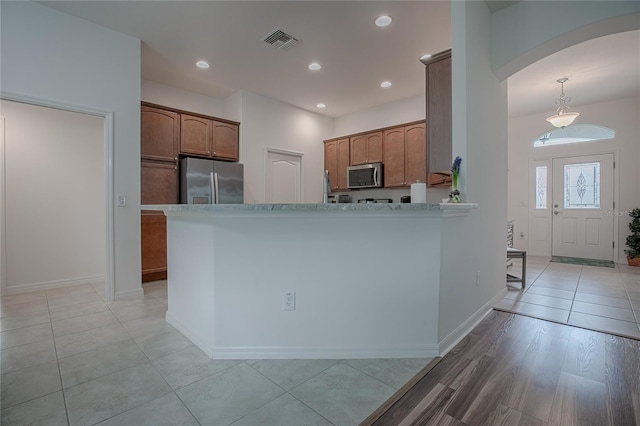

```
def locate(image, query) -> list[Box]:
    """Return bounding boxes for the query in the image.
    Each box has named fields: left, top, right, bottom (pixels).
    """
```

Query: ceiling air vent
left=262, top=28, right=300, bottom=51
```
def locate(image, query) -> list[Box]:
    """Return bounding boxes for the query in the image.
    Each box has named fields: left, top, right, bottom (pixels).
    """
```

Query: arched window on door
left=534, top=124, right=615, bottom=147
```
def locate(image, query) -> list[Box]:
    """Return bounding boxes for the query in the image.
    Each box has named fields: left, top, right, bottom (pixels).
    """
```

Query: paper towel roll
left=410, top=182, right=426, bottom=203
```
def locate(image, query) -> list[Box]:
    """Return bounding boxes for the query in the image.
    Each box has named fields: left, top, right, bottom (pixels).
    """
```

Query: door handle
left=554, top=210, right=563, bottom=215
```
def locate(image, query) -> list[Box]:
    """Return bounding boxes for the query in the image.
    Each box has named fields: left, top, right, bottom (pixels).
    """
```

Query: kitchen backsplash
left=329, top=186, right=449, bottom=203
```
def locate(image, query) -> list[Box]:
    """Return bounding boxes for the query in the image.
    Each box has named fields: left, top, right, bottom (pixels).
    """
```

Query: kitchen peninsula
left=143, top=202, right=477, bottom=359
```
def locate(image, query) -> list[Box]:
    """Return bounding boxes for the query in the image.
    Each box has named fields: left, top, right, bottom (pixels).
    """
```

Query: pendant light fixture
left=546, top=78, right=580, bottom=128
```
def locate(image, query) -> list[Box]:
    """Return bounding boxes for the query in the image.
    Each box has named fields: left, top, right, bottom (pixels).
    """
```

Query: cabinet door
left=366, top=132, right=383, bottom=164
left=405, top=123, right=427, bottom=186
left=426, top=54, right=452, bottom=183
left=383, top=127, right=406, bottom=187
left=324, top=141, right=338, bottom=191
left=141, top=161, right=179, bottom=205
left=180, top=114, right=211, bottom=157
left=212, top=121, right=239, bottom=161
left=349, top=135, right=367, bottom=166
left=336, top=138, right=350, bottom=190
left=141, top=212, right=167, bottom=282
left=141, top=106, right=179, bottom=162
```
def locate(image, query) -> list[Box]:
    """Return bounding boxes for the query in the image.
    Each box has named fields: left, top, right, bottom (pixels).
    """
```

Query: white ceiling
left=508, top=30, right=640, bottom=118
left=40, top=1, right=451, bottom=118
left=37, top=2, right=640, bottom=120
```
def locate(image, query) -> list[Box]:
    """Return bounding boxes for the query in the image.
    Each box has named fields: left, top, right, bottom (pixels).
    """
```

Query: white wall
left=333, top=94, right=425, bottom=137
left=439, top=0, right=508, bottom=344
left=141, top=79, right=227, bottom=119
left=238, top=91, right=334, bottom=204
left=1, top=1, right=141, bottom=299
left=491, top=2, right=640, bottom=80
left=508, top=96, right=640, bottom=260
left=2, top=100, right=105, bottom=291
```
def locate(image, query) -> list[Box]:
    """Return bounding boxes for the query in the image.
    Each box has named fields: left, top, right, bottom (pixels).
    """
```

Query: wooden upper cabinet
left=383, top=127, right=406, bottom=187
left=180, top=114, right=239, bottom=161
left=211, top=121, right=239, bottom=161
left=383, top=123, right=426, bottom=188
left=323, top=138, right=350, bottom=191
left=336, top=138, right=350, bottom=191
left=366, top=132, right=383, bottom=164
left=141, top=160, right=179, bottom=205
left=404, top=123, right=427, bottom=185
left=424, top=50, right=452, bottom=186
left=349, top=135, right=367, bottom=166
left=350, top=132, right=383, bottom=166
left=180, top=114, right=211, bottom=157
left=324, top=141, right=338, bottom=190
left=141, top=106, right=179, bottom=162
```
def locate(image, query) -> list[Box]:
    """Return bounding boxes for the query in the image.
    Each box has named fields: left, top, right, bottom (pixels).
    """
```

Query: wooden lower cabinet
left=140, top=160, right=176, bottom=283
left=141, top=160, right=179, bottom=205
left=141, top=212, right=167, bottom=282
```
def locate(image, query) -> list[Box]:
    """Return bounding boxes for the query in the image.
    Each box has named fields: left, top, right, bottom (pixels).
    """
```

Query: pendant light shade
left=546, top=78, right=580, bottom=128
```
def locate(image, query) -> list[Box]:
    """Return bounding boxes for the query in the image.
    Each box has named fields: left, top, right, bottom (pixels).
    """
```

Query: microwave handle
left=373, top=167, right=379, bottom=186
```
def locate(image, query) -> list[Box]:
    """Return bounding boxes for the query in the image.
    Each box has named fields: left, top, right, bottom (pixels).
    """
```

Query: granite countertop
left=141, top=202, right=478, bottom=214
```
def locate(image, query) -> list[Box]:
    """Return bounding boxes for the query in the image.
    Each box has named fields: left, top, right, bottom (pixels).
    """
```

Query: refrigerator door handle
left=213, top=172, right=220, bottom=204
left=210, top=172, right=216, bottom=204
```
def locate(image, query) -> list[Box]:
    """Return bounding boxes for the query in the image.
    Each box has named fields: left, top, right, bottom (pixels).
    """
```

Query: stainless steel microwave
left=347, top=163, right=383, bottom=189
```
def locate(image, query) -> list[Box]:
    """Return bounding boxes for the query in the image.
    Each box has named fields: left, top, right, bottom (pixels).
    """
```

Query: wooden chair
left=507, top=247, right=526, bottom=289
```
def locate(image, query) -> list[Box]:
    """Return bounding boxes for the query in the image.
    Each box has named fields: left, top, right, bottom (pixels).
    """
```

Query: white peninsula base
left=146, top=203, right=477, bottom=359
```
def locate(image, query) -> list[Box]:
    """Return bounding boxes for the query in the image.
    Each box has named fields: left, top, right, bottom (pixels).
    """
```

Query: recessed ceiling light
left=380, top=81, right=392, bottom=88
left=375, top=15, right=392, bottom=27
left=196, top=60, right=210, bottom=69
left=317, top=103, right=326, bottom=109
left=420, top=53, right=433, bottom=61
left=308, top=62, right=322, bottom=71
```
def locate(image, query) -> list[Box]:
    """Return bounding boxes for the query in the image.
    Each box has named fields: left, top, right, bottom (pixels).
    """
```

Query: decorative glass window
left=534, top=124, right=615, bottom=147
left=535, top=166, right=547, bottom=209
left=564, top=162, right=600, bottom=208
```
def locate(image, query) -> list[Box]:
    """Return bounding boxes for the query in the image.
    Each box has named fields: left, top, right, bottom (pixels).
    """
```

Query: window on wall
left=535, top=166, right=547, bottom=209
left=564, top=162, right=601, bottom=209
left=534, top=124, right=615, bottom=147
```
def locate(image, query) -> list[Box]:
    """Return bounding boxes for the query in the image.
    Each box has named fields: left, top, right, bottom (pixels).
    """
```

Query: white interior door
left=551, top=153, right=614, bottom=260
left=265, top=148, right=302, bottom=203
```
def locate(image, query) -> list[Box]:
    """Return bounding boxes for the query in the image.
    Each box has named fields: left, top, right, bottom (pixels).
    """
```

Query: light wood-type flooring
left=365, top=310, right=640, bottom=426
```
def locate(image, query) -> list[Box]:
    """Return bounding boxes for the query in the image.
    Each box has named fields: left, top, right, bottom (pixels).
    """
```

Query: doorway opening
left=0, top=96, right=115, bottom=301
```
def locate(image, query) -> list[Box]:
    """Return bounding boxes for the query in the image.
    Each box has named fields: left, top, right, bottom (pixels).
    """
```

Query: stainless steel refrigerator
left=180, top=158, right=244, bottom=204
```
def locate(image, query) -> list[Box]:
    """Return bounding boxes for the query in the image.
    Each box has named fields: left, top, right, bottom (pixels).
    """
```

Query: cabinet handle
left=213, top=151, right=216, bottom=155
left=174, top=167, right=177, bottom=171
left=207, top=151, right=210, bottom=154
left=174, top=157, right=178, bottom=161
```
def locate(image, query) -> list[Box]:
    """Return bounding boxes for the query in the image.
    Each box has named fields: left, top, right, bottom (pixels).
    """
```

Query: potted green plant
left=625, top=208, right=640, bottom=267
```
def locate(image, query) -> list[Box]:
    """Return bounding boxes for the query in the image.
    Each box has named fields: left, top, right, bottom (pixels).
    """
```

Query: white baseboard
left=114, top=287, right=144, bottom=300
left=438, top=287, right=508, bottom=356
left=6, top=275, right=104, bottom=294
left=166, top=311, right=439, bottom=360
left=166, top=311, right=217, bottom=357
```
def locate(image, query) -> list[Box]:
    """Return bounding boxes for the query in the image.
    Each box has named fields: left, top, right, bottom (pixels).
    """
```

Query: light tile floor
left=0, top=281, right=430, bottom=426
left=497, top=256, right=640, bottom=339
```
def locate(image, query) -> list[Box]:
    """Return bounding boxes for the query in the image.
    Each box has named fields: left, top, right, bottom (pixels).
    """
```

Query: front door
left=551, top=154, right=614, bottom=260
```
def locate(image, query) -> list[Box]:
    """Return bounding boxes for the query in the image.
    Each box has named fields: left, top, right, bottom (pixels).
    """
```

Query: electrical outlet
left=476, top=270, right=480, bottom=286
left=282, top=291, right=295, bottom=311
left=117, top=195, right=127, bottom=207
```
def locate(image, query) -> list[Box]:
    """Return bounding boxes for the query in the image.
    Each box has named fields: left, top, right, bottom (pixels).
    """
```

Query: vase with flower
left=449, top=156, right=462, bottom=203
